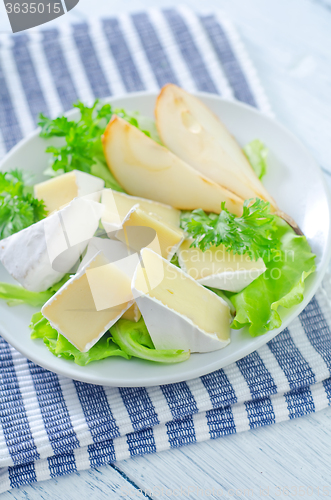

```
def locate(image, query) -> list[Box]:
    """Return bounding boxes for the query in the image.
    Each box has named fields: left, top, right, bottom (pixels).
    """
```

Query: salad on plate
left=0, top=84, right=316, bottom=366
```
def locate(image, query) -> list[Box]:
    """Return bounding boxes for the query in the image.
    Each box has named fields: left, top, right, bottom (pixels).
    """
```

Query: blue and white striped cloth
left=0, top=7, right=331, bottom=493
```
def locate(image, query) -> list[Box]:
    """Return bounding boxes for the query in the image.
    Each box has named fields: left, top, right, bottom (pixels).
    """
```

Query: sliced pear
left=155, top=84, right=276, bottom=208
left=102, top=116, right=244, bottom=216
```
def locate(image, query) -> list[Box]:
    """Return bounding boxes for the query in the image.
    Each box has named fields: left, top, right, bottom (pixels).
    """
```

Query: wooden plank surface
left=3, top=408, right=331, bottom=499
left=1, top=0, right=331, bottom=498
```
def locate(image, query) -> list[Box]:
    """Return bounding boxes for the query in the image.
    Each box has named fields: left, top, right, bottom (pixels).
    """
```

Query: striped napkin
left=0, top=7, right=331, bottom=494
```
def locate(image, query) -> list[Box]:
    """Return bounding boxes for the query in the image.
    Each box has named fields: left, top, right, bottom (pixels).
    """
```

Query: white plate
left=0, top=92, right=330, bottom=387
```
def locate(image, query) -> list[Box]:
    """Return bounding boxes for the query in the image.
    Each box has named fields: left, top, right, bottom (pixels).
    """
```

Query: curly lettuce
left=230, top=217, right=316, bottom=336
left=30, top=314, right=190, bottom=366
left=30, top=312, right=129, bottom=366
left=110, top=318, right=190, bottom=363
left=0, top=274, right=70, bottom=307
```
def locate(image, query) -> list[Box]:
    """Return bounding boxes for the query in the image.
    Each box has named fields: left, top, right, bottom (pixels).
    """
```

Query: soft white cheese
left=101, top=188, right=181, bottom=235
left=0, top=197, right=104, bottom=292
left=78, top=237, right=142, bottom=322
left=34, top=170, right=105, bottom=213
left=116, top=206, right=185, bottom=261
left=132, top=248, right=231, bottom=353
left=42, top=251, right=134, bottom=352
left=177, top=239, right=266, bottom=292
left=78, top=237, right=137, bottom=272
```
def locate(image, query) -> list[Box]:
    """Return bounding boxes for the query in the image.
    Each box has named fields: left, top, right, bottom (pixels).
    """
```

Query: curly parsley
left=180, top=198, right=279, bottom=260
left=0, top=170, right=47, bottom=240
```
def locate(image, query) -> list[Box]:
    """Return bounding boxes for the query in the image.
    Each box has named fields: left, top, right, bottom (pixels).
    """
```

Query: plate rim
left=1, top=90, right=331, bottom=387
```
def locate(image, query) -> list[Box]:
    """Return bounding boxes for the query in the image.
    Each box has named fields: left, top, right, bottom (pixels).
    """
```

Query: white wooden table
left=2, top=0, right=331, bottom=497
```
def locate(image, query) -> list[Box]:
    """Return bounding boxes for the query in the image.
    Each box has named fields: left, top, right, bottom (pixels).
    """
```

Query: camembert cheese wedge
left=34, top=170, right=105, bottom=213
left=177, top=239, right=266, bottom=292
left=42, top=251, right=135, bottom=352
left=132, top=248, right=231, bottom=353
left=0, top=198, right=104, bottom=292
left=101, top=189, right=181, bottom=234
left=116, top=207, right=185, bottom=261
left=78, top=237, right=141, bottom=322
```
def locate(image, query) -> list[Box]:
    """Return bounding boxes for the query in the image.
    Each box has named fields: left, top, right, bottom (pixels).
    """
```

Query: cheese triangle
left=178, top=239, right=266, bottom=292
left=132, top=248, right=231, bottom=353
left=101, top=188, right=181, bottom=234
left=116, top=207, right=185, bottom=261
left=0, top=197, right=104, bottom=292
left=42, top=251, right=134, bottom=352
left=78, top=237, right=142, bottom=322
left=34, top=170, right=105, bottom=213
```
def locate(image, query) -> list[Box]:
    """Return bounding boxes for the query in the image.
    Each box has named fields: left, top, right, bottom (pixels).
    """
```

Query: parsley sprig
left=39, top=101, right=113, bottom=175
left=0, top=170, right=47, bottom=240
left=180, top=198, right=279, bottom=260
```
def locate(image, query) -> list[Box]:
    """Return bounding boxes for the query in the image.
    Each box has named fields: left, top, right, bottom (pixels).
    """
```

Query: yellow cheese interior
left=42, top=253, right=132, bottom=352
left=34, top=172, right=79, bottom=213
left=122, top=303, right=141, bottom=322
left=135, top=249, right=230, bottom=340
left=102, top=190, right=181, bottom=228
left=117, top=208, right=184, bottom=260
left=178, top=239, right=265, bottom=280
left=85, top=256, right=134, bottom=311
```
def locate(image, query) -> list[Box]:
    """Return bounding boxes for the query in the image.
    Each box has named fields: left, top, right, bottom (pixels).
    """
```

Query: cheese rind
left=0, top=198, right=104, bottom=292
left=116, top=207, right=185, bottom=261
left=101, top=189, right=181, bottom=234
left=132, top=248, right=231, bottom=353
left=42, top=252, right=133, bottom=352
left=34, top=170, right=105, bottom=213
left=178, top=239, right=266, bottom=292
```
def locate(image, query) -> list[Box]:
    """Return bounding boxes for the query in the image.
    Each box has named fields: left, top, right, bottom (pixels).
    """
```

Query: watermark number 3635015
left=3, top=0, right=79, bottom=33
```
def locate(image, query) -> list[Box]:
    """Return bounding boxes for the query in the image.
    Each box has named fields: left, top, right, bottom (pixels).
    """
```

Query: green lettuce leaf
left=230, top=218, right=316, bottom=336
left=30, top=313, right=190, bottom=365
left=0, top=283, right=53, bottom=307
left=244, top=139, right=268, bottom=180
left=30, top=312, right=129, bottom=366
left=110, top=318, right=190, bottom=363
left=0, top=274, right=70, bottom=307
